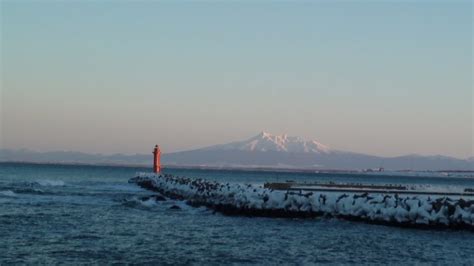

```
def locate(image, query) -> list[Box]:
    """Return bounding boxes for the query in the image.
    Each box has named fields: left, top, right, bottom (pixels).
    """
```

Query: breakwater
left=130, top=173, right=474, bottom=230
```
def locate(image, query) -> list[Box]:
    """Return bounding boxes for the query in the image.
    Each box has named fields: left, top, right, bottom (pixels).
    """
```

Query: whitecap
left=34, top=180, right=65, bottom=187
left=121, top=196, right=158, bottom=208
left=140, top=198, right=158, bottom=207
left=0, top=190, right=17, bottom=197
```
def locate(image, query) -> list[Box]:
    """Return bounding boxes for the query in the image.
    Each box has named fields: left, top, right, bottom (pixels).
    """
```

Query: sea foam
left=0, top=190, right=17, bottom=197
left=34, top=180, right=65, bottom=187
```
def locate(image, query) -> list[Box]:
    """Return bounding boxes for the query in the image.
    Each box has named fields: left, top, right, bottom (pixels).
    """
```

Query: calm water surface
left=1, top=163, right=473, bottom=264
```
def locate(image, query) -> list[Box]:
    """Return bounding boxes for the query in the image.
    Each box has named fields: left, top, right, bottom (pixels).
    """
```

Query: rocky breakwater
left=129, top=173, right=474, bottom=230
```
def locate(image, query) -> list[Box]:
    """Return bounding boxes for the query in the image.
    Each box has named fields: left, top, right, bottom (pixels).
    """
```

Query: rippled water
left=1, top=162, right=473, bottom=264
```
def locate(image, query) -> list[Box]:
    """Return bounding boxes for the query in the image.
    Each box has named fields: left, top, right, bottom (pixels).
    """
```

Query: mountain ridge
left=1, top=132, right=472, bottom=170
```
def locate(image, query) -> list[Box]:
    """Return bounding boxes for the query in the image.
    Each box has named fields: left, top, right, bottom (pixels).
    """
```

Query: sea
left=1, top=162, right=473, bottom=264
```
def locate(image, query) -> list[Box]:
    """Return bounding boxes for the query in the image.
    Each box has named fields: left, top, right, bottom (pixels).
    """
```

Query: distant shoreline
left=1, top=160, right=473, bottom=175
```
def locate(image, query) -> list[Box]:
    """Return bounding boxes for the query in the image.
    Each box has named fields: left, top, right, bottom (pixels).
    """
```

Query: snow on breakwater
left=130, top=173, right=474, bottom=230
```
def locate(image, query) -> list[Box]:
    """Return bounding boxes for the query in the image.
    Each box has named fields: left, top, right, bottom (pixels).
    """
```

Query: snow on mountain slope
left=203, top=132, right=331, bottom=153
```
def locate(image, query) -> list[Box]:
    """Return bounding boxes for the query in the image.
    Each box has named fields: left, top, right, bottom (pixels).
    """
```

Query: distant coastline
left=2, top=161, right=473, bottom=177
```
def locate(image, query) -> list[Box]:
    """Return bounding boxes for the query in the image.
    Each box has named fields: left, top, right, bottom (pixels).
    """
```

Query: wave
left=95, top=184, right=145, bottom=192
left=13, top=187, right=48, bottom=195
left=121, top=196, right=159, bottom=208
left=4, top=180, right=66, bottom=189
left=0, top=180, right=67, bottom=196
left=140, top=197, right=159, bottom=207
left=33, top=180, right=65, bottom=187
left=120, top=195, right=186, bottom=209
left=120, top=194, right=212, bottom=215
left=0, top=190, right=16, bottom=197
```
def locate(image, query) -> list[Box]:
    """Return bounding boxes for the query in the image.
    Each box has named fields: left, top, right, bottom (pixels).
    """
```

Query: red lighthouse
left=153, top=145, right=161, bottom=173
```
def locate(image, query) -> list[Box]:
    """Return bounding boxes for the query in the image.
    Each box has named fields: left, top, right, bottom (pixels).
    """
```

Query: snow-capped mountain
left=204, top=132, right=330, bottom=153
left=162, top=132, right=473, bottom=170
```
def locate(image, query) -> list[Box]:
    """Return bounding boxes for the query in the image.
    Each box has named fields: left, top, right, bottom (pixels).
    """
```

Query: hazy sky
left=1, top=1, right=472, bottom=158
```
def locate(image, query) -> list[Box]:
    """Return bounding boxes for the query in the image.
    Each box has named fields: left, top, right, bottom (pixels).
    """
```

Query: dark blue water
left=1, top=163, right=473, bottom=264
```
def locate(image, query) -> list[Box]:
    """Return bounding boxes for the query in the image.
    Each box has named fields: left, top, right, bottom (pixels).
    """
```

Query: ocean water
left=1, top=163, right=473, bottom=264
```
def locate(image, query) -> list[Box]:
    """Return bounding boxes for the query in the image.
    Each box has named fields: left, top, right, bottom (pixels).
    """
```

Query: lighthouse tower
left=153, top=145, right=161, bottom=173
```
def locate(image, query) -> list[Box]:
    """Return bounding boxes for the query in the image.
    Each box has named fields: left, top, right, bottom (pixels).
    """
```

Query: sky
left=1, top=1, right=472, bottom=158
